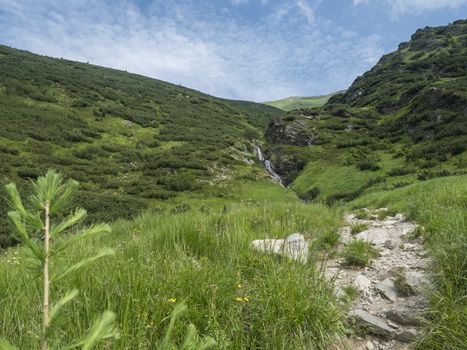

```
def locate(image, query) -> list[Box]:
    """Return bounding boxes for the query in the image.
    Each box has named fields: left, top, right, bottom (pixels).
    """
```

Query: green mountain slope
left=265, top=19, right=467, bottom=202
left=0, top=45, right=291, bottom=246
left=263, top=91, right=342, bottom=111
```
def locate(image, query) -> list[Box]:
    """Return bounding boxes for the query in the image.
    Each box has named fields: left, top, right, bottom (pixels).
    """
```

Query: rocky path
left=327, top=209, right=430, bottom=350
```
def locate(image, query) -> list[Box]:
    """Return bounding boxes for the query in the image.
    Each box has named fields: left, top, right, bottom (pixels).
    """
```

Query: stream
left=255, top=145, right=284, bottom=186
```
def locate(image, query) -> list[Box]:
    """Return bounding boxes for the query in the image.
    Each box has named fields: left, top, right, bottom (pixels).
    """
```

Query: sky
left=0, top=1, right=466, bottom=101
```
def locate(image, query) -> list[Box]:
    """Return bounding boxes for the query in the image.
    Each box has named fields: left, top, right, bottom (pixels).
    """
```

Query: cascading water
left=255, top=145, right=283, bottom=186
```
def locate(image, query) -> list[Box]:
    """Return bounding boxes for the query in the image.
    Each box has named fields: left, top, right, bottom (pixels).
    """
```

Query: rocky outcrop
left=265, top=118, right=321, bottom=146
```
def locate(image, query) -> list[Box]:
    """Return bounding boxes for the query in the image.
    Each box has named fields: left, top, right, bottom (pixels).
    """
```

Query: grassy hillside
left=0, top=201, right=345, bottom=349
left=265, top=19, right=467, bottom=201
left=0, top=45, right=289, bottom=247
left=263, top=91, right=342, bottom=111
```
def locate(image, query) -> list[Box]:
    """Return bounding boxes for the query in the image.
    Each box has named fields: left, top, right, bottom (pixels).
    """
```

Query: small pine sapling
left=0, top=170, right=119, bottom=350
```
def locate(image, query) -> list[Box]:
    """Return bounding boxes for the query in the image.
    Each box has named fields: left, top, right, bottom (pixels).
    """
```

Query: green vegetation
left=1, top=170, right=118, bottom=349
left=0, top=199, right=345, bottom=349
left=265, top=20, right=466, bottom=201
left=350, top=222, right=368, bottom=235
left=351, top=175, right=467, bottom=349
left=263, top=91, right=343, bottom=111
left=342, top=239, right=378, bottom=267
left=0, top=19, right=466, bottom=350
left=0, top=44, right=283, bottom=248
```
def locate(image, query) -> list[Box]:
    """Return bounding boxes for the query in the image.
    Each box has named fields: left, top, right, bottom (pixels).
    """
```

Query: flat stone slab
left=350, top=309, right=395, bottom=337
left=376, top=278, right=398, bottom=302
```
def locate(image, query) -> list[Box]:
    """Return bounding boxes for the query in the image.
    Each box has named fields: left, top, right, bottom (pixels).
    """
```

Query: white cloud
left=389, top=0, right=467, bottom=14
left=0, top=0, right=384, bottom=101
left=353, top=0, right=467, bottom=15
left=296, top=0, right=316, bottom=25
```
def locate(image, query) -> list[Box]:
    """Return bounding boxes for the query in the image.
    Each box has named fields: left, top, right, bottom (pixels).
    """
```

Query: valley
left=0, top=18, right=465, bottom=350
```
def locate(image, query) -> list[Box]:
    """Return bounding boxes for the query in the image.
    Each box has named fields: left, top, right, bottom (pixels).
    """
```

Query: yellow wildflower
left=168, top=298, right=177, bottom=304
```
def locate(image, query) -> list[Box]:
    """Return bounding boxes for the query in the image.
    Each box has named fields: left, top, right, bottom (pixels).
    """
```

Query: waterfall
left=255, top=145, right=283, bottom=186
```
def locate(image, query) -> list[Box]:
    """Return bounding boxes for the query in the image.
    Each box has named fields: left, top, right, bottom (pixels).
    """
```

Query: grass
left=342, top=239, right=378, bottom=267
left=0, top=202, right=345, bottom=349
left=0, top=44, right=283, bottom=248
left=351, top=175, right=467, bottom=349
left=350, top=223, right=368, bottom=235
left=263, top=91, right=343, bottom=111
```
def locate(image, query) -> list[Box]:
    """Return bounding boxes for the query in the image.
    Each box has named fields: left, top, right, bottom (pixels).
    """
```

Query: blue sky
left=0, top=1, right=466, bottom=101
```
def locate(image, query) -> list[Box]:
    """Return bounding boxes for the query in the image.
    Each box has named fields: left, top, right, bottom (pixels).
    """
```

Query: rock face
left=251, top=233, right=308, bottom=263
left=265, top=118, right=322, bottom=146
left=325, top=209, right=430, bottom=350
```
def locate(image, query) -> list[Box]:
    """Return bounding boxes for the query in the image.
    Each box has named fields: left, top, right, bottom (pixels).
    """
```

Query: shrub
left=299, top=187, right=320, bottom=202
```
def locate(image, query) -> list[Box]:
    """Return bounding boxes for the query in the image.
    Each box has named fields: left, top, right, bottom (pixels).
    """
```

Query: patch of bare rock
left=329, top=208, right=430, bottom=350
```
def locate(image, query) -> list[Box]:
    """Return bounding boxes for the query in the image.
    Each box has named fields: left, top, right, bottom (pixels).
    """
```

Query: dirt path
left=327, top=208, right=430, bottom=350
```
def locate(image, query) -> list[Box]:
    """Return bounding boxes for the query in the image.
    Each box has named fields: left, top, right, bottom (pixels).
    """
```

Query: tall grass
left=351, top=175, right=467, bottom=349
left=0, top=202, right=345, bottom=349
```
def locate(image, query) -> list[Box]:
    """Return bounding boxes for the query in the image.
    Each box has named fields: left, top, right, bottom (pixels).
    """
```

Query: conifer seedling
left=0, top=170, right=119, bottom=350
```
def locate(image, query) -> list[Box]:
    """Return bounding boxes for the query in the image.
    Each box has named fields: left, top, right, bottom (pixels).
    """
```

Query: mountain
left=264, top=19, right=467, bottom=202
left=263, top=91, right=343, bottom=111
left=0, top=45, right=291, bottom=246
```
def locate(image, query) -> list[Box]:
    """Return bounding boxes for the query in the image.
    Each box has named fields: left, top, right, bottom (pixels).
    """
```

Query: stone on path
left=353, top=274, right=372, bottom=293
left=350, top=309, right=395, bottom=337
left=386, top=309, right=422, bottom=326
left=396, top=329, right=418, bottom=343
left=376, top=278, right=398, bottom=302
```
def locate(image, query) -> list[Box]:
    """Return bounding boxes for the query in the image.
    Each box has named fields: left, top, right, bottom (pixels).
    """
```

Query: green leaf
left=52, top=248, right=115, bottom=282
left=50, top=179, right=79, bottom=214
left=67, top=311, right=119, bottom=350
left=30, top=170, right=63, bottom=208
left=5, top=183, right=26, bottom=214
left=48, top=289, right=79, bottom=335
left=0, top=339, right=18, bottom=350
left=50, top=208, right=87, bottom=237
left=53, top=224, right=111, bottom=255
left=7, top=211, right=43, bottom=261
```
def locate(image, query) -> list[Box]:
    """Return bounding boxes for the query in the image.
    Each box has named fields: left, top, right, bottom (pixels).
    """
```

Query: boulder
left=283, top=233, right=309, bottom=263
left=350, top=309, right=395, bottom=337
left=250, top=233, right=308, bottom=264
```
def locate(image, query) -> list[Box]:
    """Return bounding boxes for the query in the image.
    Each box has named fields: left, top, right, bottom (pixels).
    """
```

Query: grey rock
left=376, top=278, right=398, bottom=302
left=251, top=233, right=308, bottom=264
left=350, top=309, right=395, bottom=337
left=283, top=233, right=309, bottom=263
left=403, top=243, right=416, bottom=251
left=366, top=340, right=375, bottom=350
left=396, top=328, right=418, bottom=343
left=386, top=309, right=422, bottom=326
left=395, top=213, right=406, bottom=221
left=403, top=271, right=425, bottom=295
left=334, top=287, right=347, bottom=299
left=386, top=320, right=399, bottom=329
left=353, top=274, right=372, bottom=292
left=384, top=239, right=394, bottom=249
